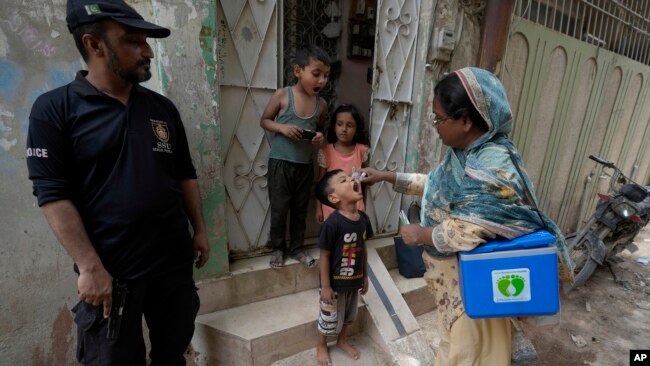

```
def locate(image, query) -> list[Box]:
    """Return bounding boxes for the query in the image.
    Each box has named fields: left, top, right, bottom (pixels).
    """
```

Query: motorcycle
left=567, top=155, right=650, bottom=290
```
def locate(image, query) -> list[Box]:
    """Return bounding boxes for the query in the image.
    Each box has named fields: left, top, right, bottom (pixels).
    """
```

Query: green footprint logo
left=496, top=275, right=526, bottom=297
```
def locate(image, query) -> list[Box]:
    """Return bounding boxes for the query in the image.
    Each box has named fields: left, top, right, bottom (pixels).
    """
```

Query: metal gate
left=218, top=0, right=422, bottom=257
left=502, top=0, right=650, bottom=232
left=218, top=0, right=341, bottom=258
left=365, top=0, right=421, bottom=235
left=218, top=0, right=278, bottom=257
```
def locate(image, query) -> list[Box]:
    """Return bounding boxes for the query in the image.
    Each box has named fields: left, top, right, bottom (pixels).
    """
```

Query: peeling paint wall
left=1, top=2, right=82, bottom=364
left=142, top=0, right=229, bottom=280
left=406, top=0, right=483, bottom=175
left=0, top=0, right=226, bottom=364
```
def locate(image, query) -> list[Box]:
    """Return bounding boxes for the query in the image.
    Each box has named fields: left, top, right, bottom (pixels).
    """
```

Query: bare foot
left=337, top=340, right=360, bottom=360
left=317, top=342, right=332, bottom=366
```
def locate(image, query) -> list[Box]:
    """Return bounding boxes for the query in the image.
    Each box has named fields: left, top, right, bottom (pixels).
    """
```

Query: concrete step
left=192, top=237, right=435, bottom=365
left=270, top=334, right=392, bottom=366
left=389, top=268, right=436, bottom=317
left=192, top=288, right=367, bottom=366
left=415, top=310, right=441, bottom=359
left=374, top=237, right=398, bottom=270
left=372, top=236, right=436, bottom=317
left=197, top=247, right=321, bottom=315
left=362, top=240, right=436, bottom=364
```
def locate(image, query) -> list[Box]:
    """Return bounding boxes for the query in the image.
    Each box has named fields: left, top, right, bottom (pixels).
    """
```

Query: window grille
left=283, top=0, right=341, bottom=116
left=515, top=0, right=650, bottom=65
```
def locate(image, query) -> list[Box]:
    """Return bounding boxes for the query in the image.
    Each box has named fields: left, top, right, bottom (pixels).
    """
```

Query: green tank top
left=268, top=87, right=320, bottom=164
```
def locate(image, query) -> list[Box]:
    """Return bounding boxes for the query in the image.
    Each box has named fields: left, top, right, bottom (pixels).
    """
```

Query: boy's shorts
left=317, top=289, right=359, bottom=336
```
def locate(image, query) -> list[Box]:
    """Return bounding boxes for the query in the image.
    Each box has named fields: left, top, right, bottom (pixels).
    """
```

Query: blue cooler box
left=459, top=230, right=560, bottom=318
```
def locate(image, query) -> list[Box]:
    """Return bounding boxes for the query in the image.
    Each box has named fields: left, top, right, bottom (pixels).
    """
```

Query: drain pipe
left=576, top=172, right=594, bottom=233
left=631, top=163, right=639, bottom=181
left=476, top=0, right=515, bottom=73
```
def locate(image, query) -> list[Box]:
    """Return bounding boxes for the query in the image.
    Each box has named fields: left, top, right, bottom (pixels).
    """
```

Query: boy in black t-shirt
left=314, top=169, right=374, bottom=366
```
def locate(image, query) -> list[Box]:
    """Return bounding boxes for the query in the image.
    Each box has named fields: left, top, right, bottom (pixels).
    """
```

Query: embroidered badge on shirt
left=151, top=120, right=170, bottom=143
left=151, top=119, right=173, bottom=154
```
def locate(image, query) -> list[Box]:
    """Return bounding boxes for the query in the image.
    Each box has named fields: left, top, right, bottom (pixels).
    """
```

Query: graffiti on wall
left=2, top=13, right=57, bottom=57
left=47, top=64, right=79, bottom=89
left=0, top=105, right=20, bottom=175
left=0, top=107, right=16, bottom=151
left=0, top=58, right=22, bottom=174
left=0, top=59, right=23, bottom=102
left=0, top=55, right=78, bottom=176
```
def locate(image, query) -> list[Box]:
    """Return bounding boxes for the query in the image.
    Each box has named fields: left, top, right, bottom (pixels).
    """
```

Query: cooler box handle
left=465, top=230, right=556, bottom=254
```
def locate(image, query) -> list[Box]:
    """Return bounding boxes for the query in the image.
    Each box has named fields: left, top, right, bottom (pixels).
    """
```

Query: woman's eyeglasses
left=432, top=113, right=453, bottom=127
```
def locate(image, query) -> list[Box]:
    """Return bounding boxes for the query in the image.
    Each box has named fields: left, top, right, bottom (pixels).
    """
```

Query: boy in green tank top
left=260, top=45, right=330, bottom=268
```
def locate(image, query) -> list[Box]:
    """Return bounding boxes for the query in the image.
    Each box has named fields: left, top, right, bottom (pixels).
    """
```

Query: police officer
left=26, top=0, right=209, bottom=364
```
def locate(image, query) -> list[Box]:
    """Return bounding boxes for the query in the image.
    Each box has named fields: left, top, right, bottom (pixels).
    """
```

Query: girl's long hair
left=326, top=104, right=369, bottom=145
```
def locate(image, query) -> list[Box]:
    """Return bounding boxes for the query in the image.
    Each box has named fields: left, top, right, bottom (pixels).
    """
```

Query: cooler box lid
left=466, top=230, right=556, bottom=254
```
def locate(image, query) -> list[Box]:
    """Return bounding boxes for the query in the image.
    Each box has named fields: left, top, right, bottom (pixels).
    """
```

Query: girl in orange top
left=316, top=104, right=370, bottom=223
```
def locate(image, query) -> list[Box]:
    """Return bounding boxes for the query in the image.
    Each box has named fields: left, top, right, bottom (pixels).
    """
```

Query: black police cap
left=66, top=0, right=171, bottom=38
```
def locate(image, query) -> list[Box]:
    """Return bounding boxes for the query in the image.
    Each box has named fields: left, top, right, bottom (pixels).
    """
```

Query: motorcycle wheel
left=566, top=233, right=599, bottom=290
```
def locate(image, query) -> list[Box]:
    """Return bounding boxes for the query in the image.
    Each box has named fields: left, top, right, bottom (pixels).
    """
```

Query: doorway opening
left=282, top=0, right=377, bottom=243
left=218, top=0, right=419, bottom=260
left=282, top=0, right=376, bottom=122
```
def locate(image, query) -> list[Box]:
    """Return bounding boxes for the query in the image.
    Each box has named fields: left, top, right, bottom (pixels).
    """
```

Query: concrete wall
left=405, top=0, right=483, bottom=175
left=0, top=0, right=227, bottom=364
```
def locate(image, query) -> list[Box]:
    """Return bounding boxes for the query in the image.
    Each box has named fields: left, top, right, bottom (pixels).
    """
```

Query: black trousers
left=267, top=158, right=314, bottom=256
left=71, top=265, right=199, bottom=366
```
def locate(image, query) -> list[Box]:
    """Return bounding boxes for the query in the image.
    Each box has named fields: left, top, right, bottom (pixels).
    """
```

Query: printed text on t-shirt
left=338, top=232, right=361, bottom=277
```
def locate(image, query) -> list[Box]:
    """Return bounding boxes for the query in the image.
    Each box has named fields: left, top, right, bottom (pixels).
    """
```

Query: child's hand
left=320, top=287, right=335, bottom=304
left=278, top=124, right=302, bottom=140
left=312, top=131, right=324, bottom=145
left=316, top=205, right=324, bottom=224
left=360, top=277, right=369, bottom=295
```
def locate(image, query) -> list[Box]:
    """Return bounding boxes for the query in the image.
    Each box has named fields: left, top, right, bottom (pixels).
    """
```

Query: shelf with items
left=346, top=0, right=376, bottom=60
left=347, top=19, right=375, bottom=59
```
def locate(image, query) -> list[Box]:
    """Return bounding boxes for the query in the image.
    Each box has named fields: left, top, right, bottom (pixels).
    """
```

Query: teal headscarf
left=421, top=67, right=572, bottom=277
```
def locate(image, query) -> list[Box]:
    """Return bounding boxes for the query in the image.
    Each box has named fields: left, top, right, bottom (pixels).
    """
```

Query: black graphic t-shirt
left=318, top=210, right=374, bottom=291
left=26, top=71, right=197, bottom=280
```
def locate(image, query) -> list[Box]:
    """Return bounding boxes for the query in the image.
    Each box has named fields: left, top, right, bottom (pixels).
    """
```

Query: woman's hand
left=399, top=224, right=432, bottom=246
left=359, top=167, right=382, bottom=185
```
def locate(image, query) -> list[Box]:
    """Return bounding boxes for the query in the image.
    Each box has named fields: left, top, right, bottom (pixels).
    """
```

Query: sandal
left=291, top=251, right=317, bottom=269
left=269, top=250, right=284, bottom=269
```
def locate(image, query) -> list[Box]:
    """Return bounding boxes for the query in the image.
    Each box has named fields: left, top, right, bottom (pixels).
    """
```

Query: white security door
left=218, top=0, right=278, bottom=257
left=366, top=0, right=420, bottom=234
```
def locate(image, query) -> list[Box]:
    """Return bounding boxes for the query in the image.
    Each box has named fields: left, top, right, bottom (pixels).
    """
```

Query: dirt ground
left=523, top=226, right=650, bottom=366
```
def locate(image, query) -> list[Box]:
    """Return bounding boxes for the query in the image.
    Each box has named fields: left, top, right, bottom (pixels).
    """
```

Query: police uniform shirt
left=27, top=71, right=197, bottom=280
